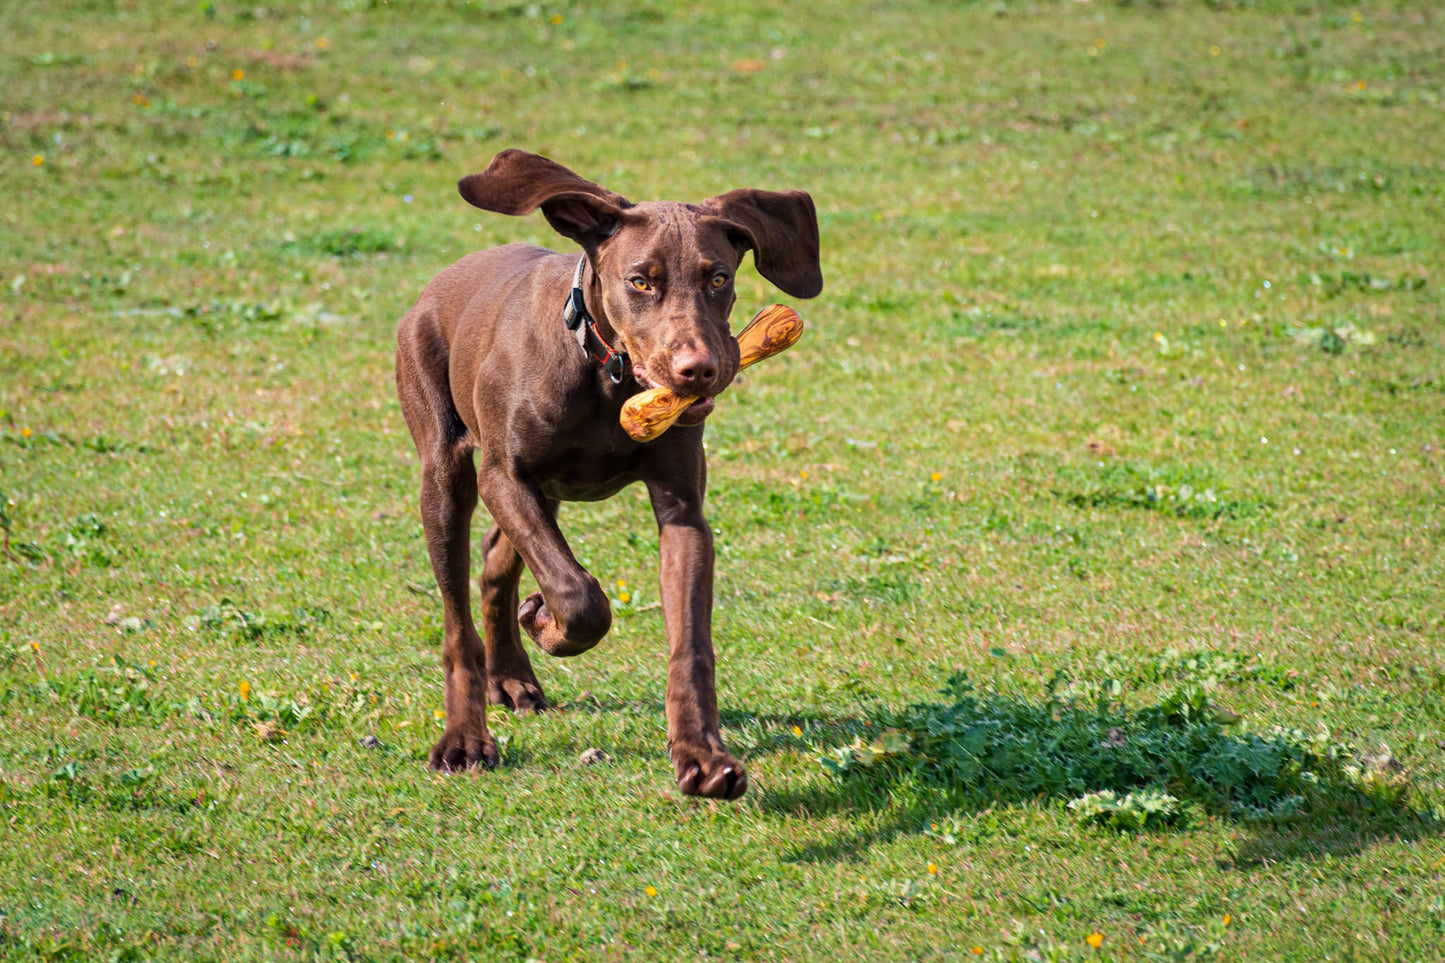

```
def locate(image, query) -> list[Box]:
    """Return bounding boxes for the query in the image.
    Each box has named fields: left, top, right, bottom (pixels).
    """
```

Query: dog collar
left=562, top=255, right=629, bottom=385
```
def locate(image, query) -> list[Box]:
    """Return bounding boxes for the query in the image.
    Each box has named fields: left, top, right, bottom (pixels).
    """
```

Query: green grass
left=3, top=0, right=1444, bottom=959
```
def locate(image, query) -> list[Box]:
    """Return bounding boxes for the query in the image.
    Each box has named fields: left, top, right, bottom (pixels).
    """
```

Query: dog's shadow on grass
left=759, top=770, right=1444, bottom=869
left=557, top=690, right=1442, bottom=869
left=729, top=689, right=1443, bottom=870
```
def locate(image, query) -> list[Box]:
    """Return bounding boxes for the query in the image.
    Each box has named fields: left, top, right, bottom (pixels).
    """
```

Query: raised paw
left=518, top=590, right=605, bottom=657
left=671, top=745, right=748, bottom=800
left=429, top=723, right=500, bottom=772
left=488, top=675, right=548, bottom=713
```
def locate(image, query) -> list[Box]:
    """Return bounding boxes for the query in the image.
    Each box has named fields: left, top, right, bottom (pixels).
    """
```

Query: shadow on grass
left=708, top=676, right=1444, bottom=868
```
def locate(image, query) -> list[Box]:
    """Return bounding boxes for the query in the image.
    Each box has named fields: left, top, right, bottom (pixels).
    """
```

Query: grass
left=2, top=0, right=1444, bottom=958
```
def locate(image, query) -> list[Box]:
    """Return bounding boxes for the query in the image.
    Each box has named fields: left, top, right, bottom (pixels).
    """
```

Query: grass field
left=3, top=0, right=1443, bottom=959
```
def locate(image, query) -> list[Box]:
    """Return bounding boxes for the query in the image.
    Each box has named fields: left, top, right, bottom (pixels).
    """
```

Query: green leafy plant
left=1068, top=789, right=1181, bottom=831
left=819, top=672, right=1355, bottom=822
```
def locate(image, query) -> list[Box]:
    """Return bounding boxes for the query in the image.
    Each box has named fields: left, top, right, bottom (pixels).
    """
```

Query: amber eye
left=630, top=277, right=651, bottom=292
left=710, top=273, right=729, bottom=289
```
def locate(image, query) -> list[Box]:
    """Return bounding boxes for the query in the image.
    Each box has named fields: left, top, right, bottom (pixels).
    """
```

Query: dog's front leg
left=648, top=481, right=747, bottom=800
left=477, top=467, right=612, bottom=658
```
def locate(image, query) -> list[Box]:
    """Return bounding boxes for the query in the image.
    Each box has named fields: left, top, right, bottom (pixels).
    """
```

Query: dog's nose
left=670, top=347, right=719, bottom=394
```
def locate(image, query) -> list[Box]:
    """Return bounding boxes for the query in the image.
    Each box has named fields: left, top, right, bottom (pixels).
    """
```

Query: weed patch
left=818, top=672, right=1417, bottom=829
left=1052, top=462, right=1267, bottom=520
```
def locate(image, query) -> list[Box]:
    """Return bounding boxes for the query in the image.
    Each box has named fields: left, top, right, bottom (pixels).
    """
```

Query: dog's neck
left=562, top=254, right=629, bottom=384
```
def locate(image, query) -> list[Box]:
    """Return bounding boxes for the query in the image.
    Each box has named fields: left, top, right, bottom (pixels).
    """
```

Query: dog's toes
left=489, top=677, right=548, bottom=713
left=429, top=725, right=499, bottom=772
left=518, top=592, right=554, bottom=639
left=700, top=764, right=748, bottom=800
left=677, top=762, right=704, bottom=796
left=672, top=748, right=747, bottom=800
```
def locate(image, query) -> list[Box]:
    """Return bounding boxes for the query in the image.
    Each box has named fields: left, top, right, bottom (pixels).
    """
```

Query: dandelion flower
left=1210, top=44, right=1221, bottom=56
left=433, top=709, right=445, bottom=719
left=644, top=885, right=657, bottom=897
left=1223, top=914, right=1232, bottom=926
left=31, top=155, right=43, bottom=167
left=619, top=592, right=631, bottom=604
left=930, top=472, right=942, bottom=482
left=971, top=948, right=983, bottom=956
left=315, top=37, right=330, bottom=49
left=21, top=427, right=32, bottom=437
left=549, top=13, right=563, bottom=24
left=232, top=68, right=245, bottom=81
left=927, top=862, right=939, bottom=875
left=239, top=680, right=251, bottom=701
left=792, top=725, right=803, bottom=737
left=1087, top=933, right=1103, bottom=949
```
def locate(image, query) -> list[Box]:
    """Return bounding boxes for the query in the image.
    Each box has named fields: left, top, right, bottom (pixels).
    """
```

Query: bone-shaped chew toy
left=620, top=303, right=804, bottom=443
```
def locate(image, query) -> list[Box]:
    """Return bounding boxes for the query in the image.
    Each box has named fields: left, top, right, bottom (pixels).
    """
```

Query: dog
left=395, top=150, right=822, bottom=799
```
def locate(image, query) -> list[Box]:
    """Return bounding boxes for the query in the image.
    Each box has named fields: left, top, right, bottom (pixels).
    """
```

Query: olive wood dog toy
left=620, top=303, right=804, bottom=442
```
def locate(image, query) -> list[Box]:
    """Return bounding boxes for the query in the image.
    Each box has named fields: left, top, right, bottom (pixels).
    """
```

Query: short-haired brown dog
left=395, top=150, right=821, bottom=798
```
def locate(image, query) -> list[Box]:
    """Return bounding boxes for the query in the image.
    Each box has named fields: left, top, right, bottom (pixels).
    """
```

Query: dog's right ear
left=459, top=149, right=632, bottom=250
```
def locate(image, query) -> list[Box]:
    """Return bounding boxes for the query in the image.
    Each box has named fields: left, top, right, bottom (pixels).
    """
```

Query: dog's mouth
left=632, top=363, right=718, bottom=425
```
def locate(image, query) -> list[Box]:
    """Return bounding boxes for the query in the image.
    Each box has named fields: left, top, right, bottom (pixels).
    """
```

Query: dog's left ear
left=459, top=149, right=633, bottom=250
left=702, top=189, right=823, bottom=299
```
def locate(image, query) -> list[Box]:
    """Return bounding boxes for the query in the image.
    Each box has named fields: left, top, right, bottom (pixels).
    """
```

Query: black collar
left=562, top=255, right=629, bottom=385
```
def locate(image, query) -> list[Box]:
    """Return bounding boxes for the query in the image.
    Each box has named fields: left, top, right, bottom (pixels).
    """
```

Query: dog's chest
left=528, top=432, right=644, bottom=503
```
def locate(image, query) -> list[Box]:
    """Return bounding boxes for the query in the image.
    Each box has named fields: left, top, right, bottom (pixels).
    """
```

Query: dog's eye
left=710, top=273, right=729, bottom=289
left=629, top=277, right=651, bottom=292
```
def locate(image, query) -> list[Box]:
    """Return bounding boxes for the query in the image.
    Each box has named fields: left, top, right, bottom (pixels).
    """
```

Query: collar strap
left=563, top=255, right=629, bottom=385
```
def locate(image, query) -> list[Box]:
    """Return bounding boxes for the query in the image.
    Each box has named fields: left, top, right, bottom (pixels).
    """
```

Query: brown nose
left=670, top=347, right=719, bottom=394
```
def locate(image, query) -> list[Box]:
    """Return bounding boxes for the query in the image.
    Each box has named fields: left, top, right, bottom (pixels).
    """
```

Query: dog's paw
left=518, top=590, right=604, bottom=657
left=429, top=723, right=500, bottom=772
left=488, top=675, right=547, bottom=713
left=670, top=745, right=748, bottom=800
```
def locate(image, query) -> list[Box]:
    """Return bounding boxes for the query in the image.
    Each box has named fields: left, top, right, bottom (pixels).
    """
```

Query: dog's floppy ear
left=702, top=189, right=823, bottom=299
left=459, top=149, right=632, bottom=249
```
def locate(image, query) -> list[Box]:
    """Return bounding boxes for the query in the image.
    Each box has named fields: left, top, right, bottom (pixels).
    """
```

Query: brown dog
left=395, top=150, right=821, bottom=799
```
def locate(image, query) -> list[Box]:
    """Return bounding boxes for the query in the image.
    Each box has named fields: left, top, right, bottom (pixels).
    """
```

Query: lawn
left=2, top=0, right=1443, bottom=959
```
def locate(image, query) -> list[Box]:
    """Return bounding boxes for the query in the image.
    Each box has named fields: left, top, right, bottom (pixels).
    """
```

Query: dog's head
left=459, top=150, right=822, bottom=421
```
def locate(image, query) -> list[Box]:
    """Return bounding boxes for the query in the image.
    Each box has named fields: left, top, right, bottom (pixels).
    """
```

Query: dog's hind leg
left=397, top=316, right=499, bottom=771
left=478, top=523, right=547, bottom=711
